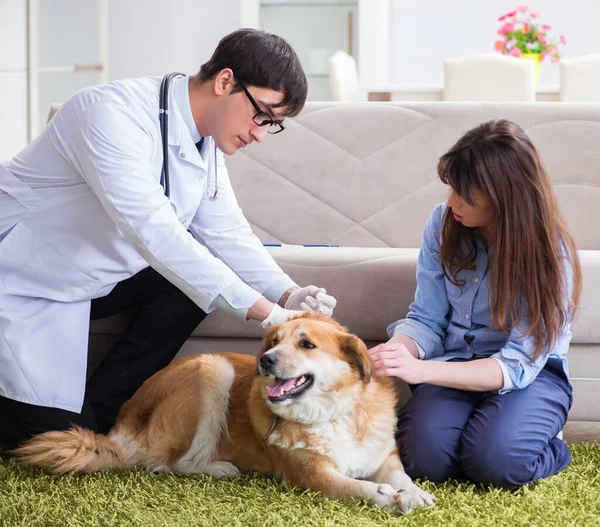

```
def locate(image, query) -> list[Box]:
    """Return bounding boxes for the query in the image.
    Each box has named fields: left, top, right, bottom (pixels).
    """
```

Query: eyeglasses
left=237, top=79, right=285, bottom=135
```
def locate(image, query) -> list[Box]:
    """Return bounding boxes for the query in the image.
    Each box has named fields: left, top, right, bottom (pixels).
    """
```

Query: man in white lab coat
left=0, top=29, right=336, bottom=451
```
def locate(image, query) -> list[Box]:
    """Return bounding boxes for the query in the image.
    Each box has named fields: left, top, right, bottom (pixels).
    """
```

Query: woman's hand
left=370, top=341, right=505, bottom=391
left=368, top=342, right=426, bottom=385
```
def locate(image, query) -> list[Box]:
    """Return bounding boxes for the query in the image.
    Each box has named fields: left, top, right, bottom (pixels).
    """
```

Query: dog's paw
left=205, top=461, right=240, bottom=479
left=394, top=485, right=435, bottom=514
left=376, top=483, right=396, bottom=497
left=370, top=483, right=397, bottom=507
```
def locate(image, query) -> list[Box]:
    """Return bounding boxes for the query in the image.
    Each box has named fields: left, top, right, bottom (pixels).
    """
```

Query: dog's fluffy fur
left=13, top=313, right=434, bottom=514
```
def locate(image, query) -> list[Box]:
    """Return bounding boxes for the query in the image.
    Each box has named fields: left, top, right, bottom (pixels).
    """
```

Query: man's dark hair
left=198, top=28, right=308, bottom=117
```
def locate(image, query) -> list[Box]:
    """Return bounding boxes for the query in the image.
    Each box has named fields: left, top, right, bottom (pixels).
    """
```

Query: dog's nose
left=260, top=352, right=278, bottom=372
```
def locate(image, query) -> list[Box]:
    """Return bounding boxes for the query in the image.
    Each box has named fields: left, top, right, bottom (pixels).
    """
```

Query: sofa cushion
left=226, top=102, right=600, bottom=251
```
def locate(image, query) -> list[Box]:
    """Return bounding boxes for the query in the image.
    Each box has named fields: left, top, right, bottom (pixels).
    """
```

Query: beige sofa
left=88, top=102, right=600, bottom=439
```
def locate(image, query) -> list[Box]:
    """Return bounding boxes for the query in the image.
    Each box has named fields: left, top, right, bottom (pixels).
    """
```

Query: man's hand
left=260, top=304, right=304, bottom=329
left=368, top=342, right=426, bottom=384
left=284, top=286, right=337, bottom=316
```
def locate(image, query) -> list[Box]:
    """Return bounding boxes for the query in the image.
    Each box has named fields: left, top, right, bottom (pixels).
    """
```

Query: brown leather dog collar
left=263, top=415, right=280, bottom=441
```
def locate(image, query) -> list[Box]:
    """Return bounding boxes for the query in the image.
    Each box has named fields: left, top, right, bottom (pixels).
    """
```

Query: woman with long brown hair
left=369, top=119, right=581, bottom=486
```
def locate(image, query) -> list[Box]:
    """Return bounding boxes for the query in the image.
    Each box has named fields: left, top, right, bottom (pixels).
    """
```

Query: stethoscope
left=159, top=72, right=218, bottom=201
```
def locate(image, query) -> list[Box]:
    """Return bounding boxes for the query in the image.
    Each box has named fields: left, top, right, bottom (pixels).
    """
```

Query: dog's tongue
left=267, top=378, right=298, bottom=397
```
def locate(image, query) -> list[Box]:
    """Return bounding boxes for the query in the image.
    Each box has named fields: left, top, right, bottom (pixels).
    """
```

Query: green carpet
left=1, top=443, right=599, bottom=527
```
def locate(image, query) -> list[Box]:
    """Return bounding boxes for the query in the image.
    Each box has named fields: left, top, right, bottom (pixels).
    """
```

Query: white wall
left=108, top=0, right=247, bottom=80
left=0, top=0, right=28, bottom=161
left=34, top=0, right=105, bottom=134
left=0, top=0, right=250, bottom=159
left=259, top=2, right=359, bottom=100
left=390, top=0, right=600, bottom=86
left=4, top=0, right=600, bottom=161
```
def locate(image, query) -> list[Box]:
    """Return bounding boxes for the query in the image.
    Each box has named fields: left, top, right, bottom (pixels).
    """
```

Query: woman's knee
left=460, top=440, right=527, bottom=486
left=396, top=384, right=476, bottom=482
left=459, top=427, right=563, bottom=487
left=396, top=415, right=463, bottom=482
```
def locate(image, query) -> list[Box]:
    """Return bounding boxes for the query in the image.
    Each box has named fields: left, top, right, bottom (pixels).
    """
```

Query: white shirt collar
left=174, top=75, right=202, bottom=145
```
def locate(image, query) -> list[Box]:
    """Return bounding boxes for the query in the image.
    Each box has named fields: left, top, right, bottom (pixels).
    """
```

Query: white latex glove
left=302, top=291, right=337, bottom=316
left=260, top=304, right=304, bottom=329
left=284, top=286, right=337, bottom=316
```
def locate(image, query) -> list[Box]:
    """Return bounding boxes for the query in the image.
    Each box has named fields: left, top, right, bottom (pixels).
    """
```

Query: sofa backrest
left=226, top=102, right=600, bottom=250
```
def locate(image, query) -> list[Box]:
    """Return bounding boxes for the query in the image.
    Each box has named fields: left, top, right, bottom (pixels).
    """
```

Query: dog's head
left=255, top=312, right=372, bottom=423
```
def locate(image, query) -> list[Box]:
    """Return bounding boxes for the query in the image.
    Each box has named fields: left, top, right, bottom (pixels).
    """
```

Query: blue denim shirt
left=388, top=203, right=572, bottom=393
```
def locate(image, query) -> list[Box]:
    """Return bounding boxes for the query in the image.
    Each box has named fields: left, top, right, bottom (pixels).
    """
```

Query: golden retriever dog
left=14, top=313, right=434, bottom=514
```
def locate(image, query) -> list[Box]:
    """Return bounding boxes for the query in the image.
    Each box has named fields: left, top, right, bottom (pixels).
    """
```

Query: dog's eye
left=299, top=339, right=315, bottom=349
left=272, top=336, right=279, bottom=346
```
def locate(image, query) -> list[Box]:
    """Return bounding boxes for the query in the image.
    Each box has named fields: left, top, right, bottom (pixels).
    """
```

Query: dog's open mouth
left=266, top=374, right=314, bottom=402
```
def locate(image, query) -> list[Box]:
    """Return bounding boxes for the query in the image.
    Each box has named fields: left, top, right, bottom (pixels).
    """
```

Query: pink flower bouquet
left=495, top=5, right=566, bottom=63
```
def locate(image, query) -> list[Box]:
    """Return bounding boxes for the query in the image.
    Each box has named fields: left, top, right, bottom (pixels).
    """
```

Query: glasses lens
left=252, top=113, right=284, bottom=134
left=253, top=113, right=272, bottom=127
left=268, top=122, right=284, bottom=134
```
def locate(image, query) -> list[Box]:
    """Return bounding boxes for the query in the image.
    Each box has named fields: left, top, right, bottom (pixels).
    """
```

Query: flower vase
left=521, top=52, right=541, bottom=85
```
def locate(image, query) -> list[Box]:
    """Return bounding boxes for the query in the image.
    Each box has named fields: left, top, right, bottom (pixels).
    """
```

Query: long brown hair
left=438, top=119, right=581, bottom=360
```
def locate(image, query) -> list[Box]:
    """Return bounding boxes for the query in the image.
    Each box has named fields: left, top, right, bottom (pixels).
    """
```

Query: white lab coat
left=0, top=76, right=292, bottom=412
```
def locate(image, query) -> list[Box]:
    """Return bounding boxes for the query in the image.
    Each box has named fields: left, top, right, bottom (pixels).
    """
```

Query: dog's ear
left=339, top=334, right=372, bottom=383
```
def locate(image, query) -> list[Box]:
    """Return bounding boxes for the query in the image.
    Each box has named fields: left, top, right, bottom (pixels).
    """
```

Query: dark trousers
left=395, top=358, right=573, bottom=487
left=0, top=267, right=207, bottom=451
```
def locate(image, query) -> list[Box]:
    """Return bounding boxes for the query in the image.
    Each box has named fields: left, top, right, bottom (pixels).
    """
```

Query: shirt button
left=465, top=314, right=471, bottom=320
left=180, top=151, right=186, bottom=158
left=474, top=277, right=479, bottom=283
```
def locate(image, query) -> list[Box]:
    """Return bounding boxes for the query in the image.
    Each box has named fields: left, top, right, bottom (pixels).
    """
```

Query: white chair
left=47, top=103, right=62, bottom=123
left=443, top=53, right=536, bottom=102
left=327, top=50, right=367, bottom=102
left=560, top=54, right=600, bottom=102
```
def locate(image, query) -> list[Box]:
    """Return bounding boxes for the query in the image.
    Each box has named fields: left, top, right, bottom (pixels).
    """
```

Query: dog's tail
left=12, top=426, right=126, bottom=474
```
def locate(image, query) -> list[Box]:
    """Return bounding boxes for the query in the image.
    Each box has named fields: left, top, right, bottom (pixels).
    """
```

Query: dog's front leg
left=287, top=457, right=408, bottom=514
left=370, top=452, right=435, bottom=513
